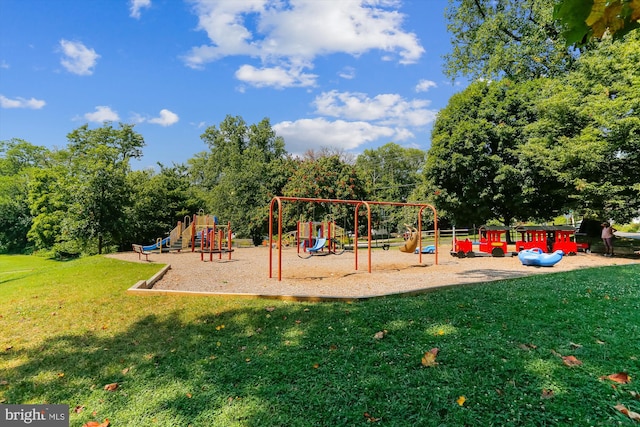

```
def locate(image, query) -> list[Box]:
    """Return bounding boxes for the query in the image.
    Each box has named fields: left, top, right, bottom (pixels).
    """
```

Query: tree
left=422, top=78, right=572, bottom=227
left=445, top=0, right=577, bottom=81
left=556, top=31, right=640, bottom=222
left=26, top=123, right=145, bottom=254
left=282, top=154, right=367, bottom=233
left=127, top=164, right=206, bottom=246
left=0, top=139, right=50, bottom=253
left=194, top=116, right=291, bottom=245
left=554, top=0, right=640, bottom=46
left=355, top=143, right=426, bottom=231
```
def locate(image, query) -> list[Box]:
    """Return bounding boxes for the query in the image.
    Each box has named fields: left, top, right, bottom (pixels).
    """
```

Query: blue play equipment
left=143, top=236, right=171, bottom=252
left=415, top=245, right=436, bottom=254
left=307, top=237, right=327, bottom=253
left=518, top=248, right=564, bottom=267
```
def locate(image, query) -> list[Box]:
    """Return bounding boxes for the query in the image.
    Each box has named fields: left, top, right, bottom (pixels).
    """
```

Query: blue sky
left=0, top=0, right=466, bottom=169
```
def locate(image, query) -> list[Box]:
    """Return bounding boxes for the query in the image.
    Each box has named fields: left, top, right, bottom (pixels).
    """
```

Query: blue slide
left=143, top=237, right=170, bottom=252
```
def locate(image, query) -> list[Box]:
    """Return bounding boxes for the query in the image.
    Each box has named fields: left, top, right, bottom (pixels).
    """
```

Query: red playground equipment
left=451, top=226, right=510, bottom=258
left=515, top=225, right=585, bottom=255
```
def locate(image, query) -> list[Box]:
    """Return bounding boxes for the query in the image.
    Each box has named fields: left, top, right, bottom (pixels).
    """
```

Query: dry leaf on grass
left=614, top=404, right=640, bottom=421
left=82, top=419, right=110, bottom=427
left=421, top=348, right=439, bottom=367
left=363, top=412, right=382, bottom=422
left=541, top=389, right=555, bottom=399
left=562, top=355, right=583, bottom=367
left=103, top=383, right=118, bottom=391
left=600, top=372, right=631, bottom=384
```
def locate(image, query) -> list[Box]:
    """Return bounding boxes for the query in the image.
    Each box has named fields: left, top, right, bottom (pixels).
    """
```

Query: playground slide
left=308, top=238, right=327, bottom=253
left=142, top=237, right=170, bottom=252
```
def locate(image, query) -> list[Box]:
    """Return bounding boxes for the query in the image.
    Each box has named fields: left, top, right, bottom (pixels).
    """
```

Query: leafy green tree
left=554, top=0, right=640, bottom=46
left=194, top=116, right=291, bottom=245
left=127, top=165, right=206, bottom=246
left=27, top=123, right=145, bottom=254
left=66, top=124, right=145, bottom=253
left=422, top=78, right=572, bottom=227
left=355, top=143, right=425, bottom=202
left=282, top=154, right=367, bottom=233
left=557, top=31, right=640, bottom=222
left=355, top=142, right=426, bottom=231
left=445, top=0, right=576, bottom=81
left=0, top=139, right=50, bottom=252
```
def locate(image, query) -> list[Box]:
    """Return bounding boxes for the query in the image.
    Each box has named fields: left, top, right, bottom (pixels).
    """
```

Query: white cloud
left=415, top=79, right=437, bottom=92
left=0, top=95, right=46, bottom=109
left=235, top=64, right=317, bottom=88
left=313, top=90, right=437, bottom=127
left=130, top=0, right=151, bottom=19
left=273, top=118, right=400, bottom=155
left=84, top=106, right=119, bottom=122
left=183, top=0, right=424, bottom=86
left=148, top=109, right=179, bottom=126
left=59, top=39, right=100, bottom=76
left=338, top=66, right=356, bottom=80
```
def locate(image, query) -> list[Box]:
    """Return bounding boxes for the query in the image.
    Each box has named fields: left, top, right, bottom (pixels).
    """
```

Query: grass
left=1, top=255, right=639, bottom=426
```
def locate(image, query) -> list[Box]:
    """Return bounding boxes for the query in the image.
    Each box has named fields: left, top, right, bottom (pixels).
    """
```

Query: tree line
left=1, top=4, right=638, bottom=255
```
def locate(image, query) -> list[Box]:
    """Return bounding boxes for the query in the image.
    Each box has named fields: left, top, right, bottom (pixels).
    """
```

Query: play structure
left=134, top=210, right=233, bottom=260
left=518, top=248, right=564, bottom=267
left=296, top=219, right=346, bottom=258
left=451, top=226, right=511, bottom=258
left=197, top=220, right=234, bottom=261
left=268, top=196, right=438, bottom=281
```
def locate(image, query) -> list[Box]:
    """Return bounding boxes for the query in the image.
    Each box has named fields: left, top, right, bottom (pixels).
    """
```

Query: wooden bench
left=132, top=244, right=151, bottom=261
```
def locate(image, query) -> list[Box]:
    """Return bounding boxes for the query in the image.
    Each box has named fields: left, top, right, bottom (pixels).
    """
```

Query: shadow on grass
left=3, top=264, right=640, bottom=425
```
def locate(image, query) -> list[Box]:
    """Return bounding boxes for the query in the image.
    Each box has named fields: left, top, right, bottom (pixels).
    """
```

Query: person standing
left=601, top=222, right=617, bottom=256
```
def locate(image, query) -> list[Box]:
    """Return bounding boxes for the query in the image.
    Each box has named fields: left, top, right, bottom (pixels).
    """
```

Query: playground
left=109, top=244, right=639, bottom=300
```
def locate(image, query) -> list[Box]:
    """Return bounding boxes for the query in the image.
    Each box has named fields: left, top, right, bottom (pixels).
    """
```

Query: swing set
left=268, top=196, right=438, bottom=281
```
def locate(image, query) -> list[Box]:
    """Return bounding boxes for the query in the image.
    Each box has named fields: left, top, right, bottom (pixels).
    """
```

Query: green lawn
left=1, top=255, right=639, bottom=426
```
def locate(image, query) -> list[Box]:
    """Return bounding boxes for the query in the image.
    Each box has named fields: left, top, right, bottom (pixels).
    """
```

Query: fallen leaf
left=74, top=405, right=85, bottom=414
left=541, top=389, right=554, bottom=399
left=312, top=363, right=320, bottom=369
left=421, top=348, right=439, bottom=367
left=83, top=420, right=110, bottom=427
left=569, top=342, right=583, bottom=349
left=456, top=396, right=466, bottom=406
left=519, top=343, right=537, bottom=351
left=614, top=404, right=640, bottom=421
left=601, top=372, right=631, bottom=384
left=562, top=355, right=583, bottom=367
left=363, top=412, right=381, bottom=422
left=265, top=306, right=276, bottom=312
left=0, top=380, right=8, bottom=385
left=103, top=383, right=118, bottom=391
left=630, top=391, right=640, bottom=400
left=596, top=339, right=606, bottom=345
left=186, top=393, right=192, bottom=398
left=215, top=324, right=225, bottom=330
left=4, top=346, right=13, bottom=352
left=121, top=367, right=130, bottom=375
left=57, top=373, right=65, bottom=378
left=373, top=331, right=385, bottom=340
